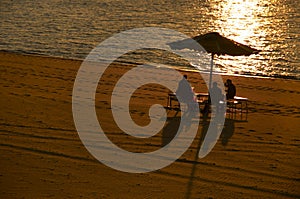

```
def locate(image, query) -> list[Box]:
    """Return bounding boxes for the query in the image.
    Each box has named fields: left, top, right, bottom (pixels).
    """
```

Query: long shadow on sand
left=161, top=117, right=181, bottom=147
left=185, top=117, right=236, bottom=199
left=161, top=114, right=237, bottom=198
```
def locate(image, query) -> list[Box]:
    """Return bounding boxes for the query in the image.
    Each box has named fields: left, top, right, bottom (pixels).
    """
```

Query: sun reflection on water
left=204, top=0, right=297, bottom=77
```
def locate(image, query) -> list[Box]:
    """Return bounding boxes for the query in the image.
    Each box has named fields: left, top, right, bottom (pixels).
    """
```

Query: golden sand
left=0, top=51, right=299, bottom=198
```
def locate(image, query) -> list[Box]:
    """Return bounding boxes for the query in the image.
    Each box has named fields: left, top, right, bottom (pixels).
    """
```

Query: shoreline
left=1, top=49, right=299, bottom=81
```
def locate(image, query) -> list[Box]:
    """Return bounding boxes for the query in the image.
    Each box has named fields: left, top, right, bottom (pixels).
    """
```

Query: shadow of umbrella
left=185, top=117, right=209, bottom=199
left=168, top=32, right=260, bottom=89
left=185, top=115, right=233, bottom=198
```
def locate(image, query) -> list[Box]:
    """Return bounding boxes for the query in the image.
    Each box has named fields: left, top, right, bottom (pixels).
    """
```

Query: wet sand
left=0, top=51, right=299, bottom=198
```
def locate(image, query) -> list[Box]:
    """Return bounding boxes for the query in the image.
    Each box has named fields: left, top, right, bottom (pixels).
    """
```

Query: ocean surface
left=1, top=0, right=299, bottom=79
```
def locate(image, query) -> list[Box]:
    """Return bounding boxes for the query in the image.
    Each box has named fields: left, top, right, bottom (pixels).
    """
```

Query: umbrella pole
left=209, top=53, right=214, bottom=91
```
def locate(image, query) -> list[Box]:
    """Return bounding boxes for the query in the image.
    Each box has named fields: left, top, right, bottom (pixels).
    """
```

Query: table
left=227, top=96, right=249, bottom=117
left=166, top=92, right=209, bottom=109
left=166, top=93, right=249, bottom=119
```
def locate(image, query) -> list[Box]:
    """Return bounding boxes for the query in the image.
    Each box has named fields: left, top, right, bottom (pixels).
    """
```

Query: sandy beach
left=0, top=50, right=299, bottom=198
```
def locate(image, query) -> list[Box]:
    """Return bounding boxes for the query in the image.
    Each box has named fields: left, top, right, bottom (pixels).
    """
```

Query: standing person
left=176, top=75, right=196, bottom=113
left=225, top=79, right=236, bottom=100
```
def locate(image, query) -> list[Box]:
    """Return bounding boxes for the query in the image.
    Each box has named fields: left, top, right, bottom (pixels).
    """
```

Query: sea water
left=1, top=0, right=299, bottom=79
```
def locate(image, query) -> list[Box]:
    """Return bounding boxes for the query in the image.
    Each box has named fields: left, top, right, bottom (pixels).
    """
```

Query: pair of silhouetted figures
left=203, top=79, right=236, bottom=116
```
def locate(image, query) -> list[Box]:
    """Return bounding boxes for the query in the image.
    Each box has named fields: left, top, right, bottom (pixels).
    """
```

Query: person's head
left=213, top=82, right=218, bottom=87
left=226, top=79, right=232, bottom=84
left=183, top=75, right=187, bottom=79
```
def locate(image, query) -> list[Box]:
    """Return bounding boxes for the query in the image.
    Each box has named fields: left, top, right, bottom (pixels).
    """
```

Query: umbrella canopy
left=168, top=32, right=260, bottom=89
left=193, top=32, right=259, bottom=56
left=169, top=32, right=260, bottom=56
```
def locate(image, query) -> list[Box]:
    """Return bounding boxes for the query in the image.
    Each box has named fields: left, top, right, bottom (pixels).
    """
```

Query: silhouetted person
left=225, top=79, right=236, bottom=99
left=176, top=75, right=196, bottom=113
left=210, top=82, right=223, bottom=104
left=202, top=82, right=224, bottom=116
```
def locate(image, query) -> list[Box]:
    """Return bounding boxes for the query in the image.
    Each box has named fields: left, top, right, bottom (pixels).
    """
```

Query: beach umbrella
left=168, top=32, right=260, bottom=89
